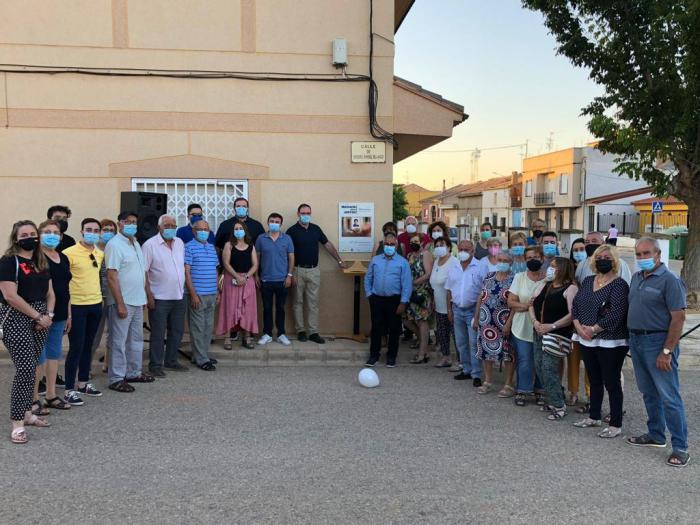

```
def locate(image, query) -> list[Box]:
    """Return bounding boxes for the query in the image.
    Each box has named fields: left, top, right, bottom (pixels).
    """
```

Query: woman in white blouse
left=429, top=237, right=458, bottom=368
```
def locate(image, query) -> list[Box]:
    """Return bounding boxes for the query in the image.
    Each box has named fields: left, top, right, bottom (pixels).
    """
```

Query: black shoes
left=150, top=369, right=167, bottom=378
left=365, top=358, right=378, bottom=367
left=309, top=333, right=326, bottom=344
left=454, top=372, right=472, bottom=380
left=473, top=378, right=482, bottom=388
left=297, top=331, right=308, bottom=342
left=386, top=361, right=397, bottom=368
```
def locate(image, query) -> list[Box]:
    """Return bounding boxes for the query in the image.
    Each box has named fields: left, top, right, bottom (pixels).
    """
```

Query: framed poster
left=339, top=202, right=374, bottom=253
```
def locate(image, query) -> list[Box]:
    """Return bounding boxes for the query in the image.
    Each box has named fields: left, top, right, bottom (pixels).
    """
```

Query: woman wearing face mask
left=429, top=237, right=458, bottom=368
left=473, top=250, right=515, bottom=396
left=217, top=223, right=259, bottom=349
left=510, top=232, right=528, bottom=273
left=374, top=222, right=403, bottom=257
left=566, top=237, right=589, bottom=407
left=474, top=223, right=493, bottom=260
left=32, top=220, right=72, bottom=412
left=0, top=220, right=55, bottom=443
left=478, top=238, right=502, bottom=274
left=404, top=234, right=434, bottom=363
left=571, top=245, right=629, bottom=439
left=427, top=221, right=456, bottom=256
left=507, top=245, right=546, bottom=407
left=530, top=257, right=578, bottom=420
left=93, top=219, right=117, bottom=373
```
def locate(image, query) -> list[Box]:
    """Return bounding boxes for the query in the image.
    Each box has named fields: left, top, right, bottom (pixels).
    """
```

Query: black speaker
left=120, top=191, right=168, bottom=245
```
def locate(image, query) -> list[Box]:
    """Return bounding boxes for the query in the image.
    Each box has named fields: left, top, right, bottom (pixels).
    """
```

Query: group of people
left=364, top=217, right=690, bottom=468
left=0, top=200, right=347, bottom=444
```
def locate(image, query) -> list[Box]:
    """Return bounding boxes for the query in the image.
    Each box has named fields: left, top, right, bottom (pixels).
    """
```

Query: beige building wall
left=0, top=0, right=398, bottom=335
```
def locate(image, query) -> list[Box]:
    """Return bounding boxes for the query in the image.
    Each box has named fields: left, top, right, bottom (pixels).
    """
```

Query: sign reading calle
left=351, top=141, right=386, bottom=163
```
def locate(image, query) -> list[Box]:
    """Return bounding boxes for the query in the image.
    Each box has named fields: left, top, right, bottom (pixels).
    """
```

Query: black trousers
left=580, top=345, right=628, bottom=426
left=261, top=281, right=288, bottom=336
left=369, top=295, right=402, bottom=363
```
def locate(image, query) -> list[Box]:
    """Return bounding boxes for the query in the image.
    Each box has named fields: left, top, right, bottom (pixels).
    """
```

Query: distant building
left=402, top=183, right=440, bottom=218
left=632, top=197, right=688, bottom=233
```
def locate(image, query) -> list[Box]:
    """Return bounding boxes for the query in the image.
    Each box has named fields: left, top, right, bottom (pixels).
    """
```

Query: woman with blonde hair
left=0, top=220, right=55, bottom=443
left=509, top=232, right=528, bottom=274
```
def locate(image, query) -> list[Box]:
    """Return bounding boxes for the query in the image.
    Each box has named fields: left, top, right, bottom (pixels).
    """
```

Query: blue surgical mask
left=40, top=233, right=60, bottom=249
left=234, top=229, right=245, bottom=240
left=299, top=215, right=312, bottom=225
left=383, top=245, right=396, bottom=257
left=196, top=230, right=209, bottom=242
left=543, top=244, right=557, bottom=257
left=190, top=214, right=203, bottom=225
left=573, top=251, right=587, bottom=263
left=496, top=262, right=511, bottom=273
left=637, top=258, right=656, bottom=271
left=235, top=207, right=248, bottom=218
left=101, top=232, right=115, bottom=244
left=83, top=232, right=100, bottom=245
left=269, top=223, right=281, bottom=233
left=123, top=224, right=138, bottom=237
left=162, top=228, right=176, bottom=241
left=511, top=245, right=525, bottom=257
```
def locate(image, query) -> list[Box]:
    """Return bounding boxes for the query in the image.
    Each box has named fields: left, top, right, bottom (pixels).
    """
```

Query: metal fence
left=596, top=212, right=640, bottom=235
left=597, top=211, right=688, bottom=234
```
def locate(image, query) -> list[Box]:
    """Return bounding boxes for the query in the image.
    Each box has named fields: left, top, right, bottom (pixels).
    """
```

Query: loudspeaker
left=120, top=191, right=168, bottom=245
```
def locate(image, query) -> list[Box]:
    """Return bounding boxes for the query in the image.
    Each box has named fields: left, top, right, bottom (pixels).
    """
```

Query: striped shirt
left=184, top=240, right=219, bottom=296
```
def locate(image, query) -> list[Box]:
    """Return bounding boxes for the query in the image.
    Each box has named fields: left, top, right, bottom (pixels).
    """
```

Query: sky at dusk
left=393, top=0, right=603, bottom=190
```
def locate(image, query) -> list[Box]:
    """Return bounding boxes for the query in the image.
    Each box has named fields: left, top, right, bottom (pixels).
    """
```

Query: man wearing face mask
left=215, top=197, right=265, bottom=255
left=445, top=240, right=488, bottom=386
left=176, top=203, right=215, bottom=245
left=47, top=205, right=76, bottom=252
left=475, top=222, right=493, bottom=260
left=540, top=231, right=560, bottom=270
left=527, top=219, right=547, bottom=246
left=255, top=213, right=295, bottom=346
left=143, top=215, right=187, bottom=376
left=398, top=216, right=429, bottom=255
left=364, top=232, right=412, bottom=367
left=575, top=231, right=632, bottom=286
left=286, top=204, right=346, bottom=344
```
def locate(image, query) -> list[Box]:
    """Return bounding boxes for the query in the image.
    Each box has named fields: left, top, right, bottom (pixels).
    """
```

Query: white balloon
left=358, top=368, right=379, bottom=388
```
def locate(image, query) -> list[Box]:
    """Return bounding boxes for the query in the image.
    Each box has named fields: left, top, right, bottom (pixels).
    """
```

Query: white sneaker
left=257, top=334, right=273, bottom=346
left=277, top=334, right=291, bottom=346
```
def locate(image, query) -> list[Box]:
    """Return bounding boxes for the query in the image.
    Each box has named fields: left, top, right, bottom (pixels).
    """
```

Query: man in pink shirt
left=397, top=215, right=430, bottom=255
left=143, top=215, right=187, bottom=377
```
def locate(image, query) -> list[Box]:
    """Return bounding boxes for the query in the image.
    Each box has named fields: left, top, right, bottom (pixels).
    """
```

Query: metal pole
left=622, top=212, right=626, bottom=235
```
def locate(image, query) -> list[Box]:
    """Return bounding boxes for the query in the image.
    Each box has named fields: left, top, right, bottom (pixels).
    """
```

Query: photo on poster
left=338, top=202, right=374, bottom=253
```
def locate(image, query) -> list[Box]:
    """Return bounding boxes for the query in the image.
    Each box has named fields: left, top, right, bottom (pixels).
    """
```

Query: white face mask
left=545, top=266, right=556, bottom=282
left=406, top=224, right=417, bottom=234
left=432, top=231, right=443, bottom=240
left=458, top=251, right=471, bottom=262
left=434, top=246, right=448, bottom=258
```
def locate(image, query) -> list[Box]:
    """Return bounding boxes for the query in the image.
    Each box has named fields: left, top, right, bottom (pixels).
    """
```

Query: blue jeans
left=513, top=335, right=543, bottom=394
left=38, top=320, right=66, bottom=365
left=630, top=332, right=688, bottom=452
left=452, top=304, right=480, bottom=378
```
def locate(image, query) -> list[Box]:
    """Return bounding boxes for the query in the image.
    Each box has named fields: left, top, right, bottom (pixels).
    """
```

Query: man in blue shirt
left=364, top=232, right=412, bottom=367
left=176, top=203, right=216, bottom=245
left=185, top=220, right=220, bottom=370
left=255, top=213, right=295, bottom=346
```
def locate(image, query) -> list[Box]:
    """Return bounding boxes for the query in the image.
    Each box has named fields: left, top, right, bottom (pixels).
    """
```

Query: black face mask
left=533, top=229, right=543, bottom=239
left=56, top=220, right=68, bottom=233
left=526, top=259, right=543, bottom=272
left=595, top=259, right=613, bottom=274
left=18, top=237, right=38, bottom=251
left=585, top=243, right=601, bottom=257
left=409, top=242, right=421, bottom=252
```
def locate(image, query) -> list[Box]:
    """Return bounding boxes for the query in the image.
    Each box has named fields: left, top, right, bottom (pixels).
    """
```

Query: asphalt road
left=0, top=363, right=698, bottom=524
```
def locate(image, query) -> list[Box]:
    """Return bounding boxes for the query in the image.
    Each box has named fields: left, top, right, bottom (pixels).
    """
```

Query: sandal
left=598, top=426, right=622, bottom=439
left=11, top=427, right=28, bottom=444
left=126, top=373, right=155, bottom=383
left=223, top=337, right=233, bottom=350
left=535, top=393, right=545, bottom=406
left=24, top=414, right=51, bottom=427
left=198, top=361, right=216, bottom=371
left=31, top=400, right=50, bottom=416
left=108, top=380, right=135, bottom=393
left=45, top=397, right=71, bottom=410
left=573, top=418, right=602, bottom=428
left=575, top=403, right=590, bottom=414
left=514, top=393, right=527, bottom=407
left=409, top=354, right=429, bottom=364
left=497, top=385, right=515, bottom=398
left=242, top=338, right=255, bottom=349
left=667, top=451, right=690, bottom=468
left=566, top=393, right=579, bottom=406
left=433, top=360, right=451, bottom=368
left=626, top=434, right=667, bottom=448
left=547, top=406, right=567, bottom=421
left=477, top=382, right=492, bottom=395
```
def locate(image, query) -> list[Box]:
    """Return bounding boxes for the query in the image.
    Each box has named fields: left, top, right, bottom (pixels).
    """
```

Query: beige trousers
left=293, top=266, right=321, bottom=334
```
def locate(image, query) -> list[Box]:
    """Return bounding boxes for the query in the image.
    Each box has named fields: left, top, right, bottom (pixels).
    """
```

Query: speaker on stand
left=119, top=191, right=168, bottom=245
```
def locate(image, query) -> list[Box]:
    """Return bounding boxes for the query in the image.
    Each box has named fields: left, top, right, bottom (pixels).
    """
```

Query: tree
left=393, top=184, right=409, bottom=222
left=522, top=0, right=700, bottom=305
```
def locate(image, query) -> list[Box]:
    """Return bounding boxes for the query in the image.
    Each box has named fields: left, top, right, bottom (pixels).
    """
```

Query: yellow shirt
left=63, top=243, right=104, bottom=305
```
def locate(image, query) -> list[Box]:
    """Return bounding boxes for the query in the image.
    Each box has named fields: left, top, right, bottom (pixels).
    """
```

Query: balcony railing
left=534, top=192, right=554, bottom=206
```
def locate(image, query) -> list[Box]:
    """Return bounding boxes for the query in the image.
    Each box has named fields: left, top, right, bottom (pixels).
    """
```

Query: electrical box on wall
left=332, top=38, right=348, bottom=68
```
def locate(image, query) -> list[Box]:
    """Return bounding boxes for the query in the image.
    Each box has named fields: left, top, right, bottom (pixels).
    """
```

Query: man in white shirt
left=607, top=224, right=619, bottom=246
left=143, top=215, right=187, bottom=377
left=445, top=240, right=487, bottom=386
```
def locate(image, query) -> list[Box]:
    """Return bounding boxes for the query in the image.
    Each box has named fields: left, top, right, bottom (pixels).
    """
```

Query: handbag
left=539, top=283, right=572, bottom=358
left=0, top=256, right=19, bottom=342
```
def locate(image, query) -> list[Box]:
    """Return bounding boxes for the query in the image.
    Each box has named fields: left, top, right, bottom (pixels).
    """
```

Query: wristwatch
left=48, top=312, right=55, bottom=319
left=662, top=348, right=672, bottom=356
left=551, top=323, right=557, bottom=330
left=287, top=273, right=293, bottom=278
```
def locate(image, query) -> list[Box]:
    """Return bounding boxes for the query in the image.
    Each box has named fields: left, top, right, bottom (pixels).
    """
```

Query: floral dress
left=476, top=272, right=514, bottom=362
left=406, top=251, right=434, bottom=322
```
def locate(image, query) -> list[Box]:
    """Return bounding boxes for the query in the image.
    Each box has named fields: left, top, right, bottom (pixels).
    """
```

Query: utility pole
left=545, top=132, right=554, bottom=152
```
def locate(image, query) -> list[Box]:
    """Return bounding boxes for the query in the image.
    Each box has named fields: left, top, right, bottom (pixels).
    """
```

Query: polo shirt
left=215, top=216, right=265, bottom=251
left=142, top=234, right=185, bottom=300
left=286, top=222, right=328, bottom=267
left=184, top=240, right=219, bottom=296
left=255, top=232, right=294, bottom=282
left=628, top=263, right=686, bottom=331
left=104, top=233, right=147, bottom=307
left=176, top=225, right=215, bottom=245
left=63, top=243, right=104, bottom=305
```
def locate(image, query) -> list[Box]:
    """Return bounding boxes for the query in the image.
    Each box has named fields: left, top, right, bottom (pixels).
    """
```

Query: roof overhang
left=393, top=76, right=468, bottom=164
left=584, top=186, right=652, bottom=205
left=395, top=0, right=416, bottom=32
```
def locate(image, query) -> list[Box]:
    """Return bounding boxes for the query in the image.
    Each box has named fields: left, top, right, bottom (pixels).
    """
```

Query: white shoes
left=257, top=334, right=273, bottom=345
left=277, top=334, right=291, bottom=346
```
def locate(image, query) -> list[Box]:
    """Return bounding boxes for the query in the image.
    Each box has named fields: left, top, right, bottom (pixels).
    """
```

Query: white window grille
left=131, top=179, right=248, bottom=231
